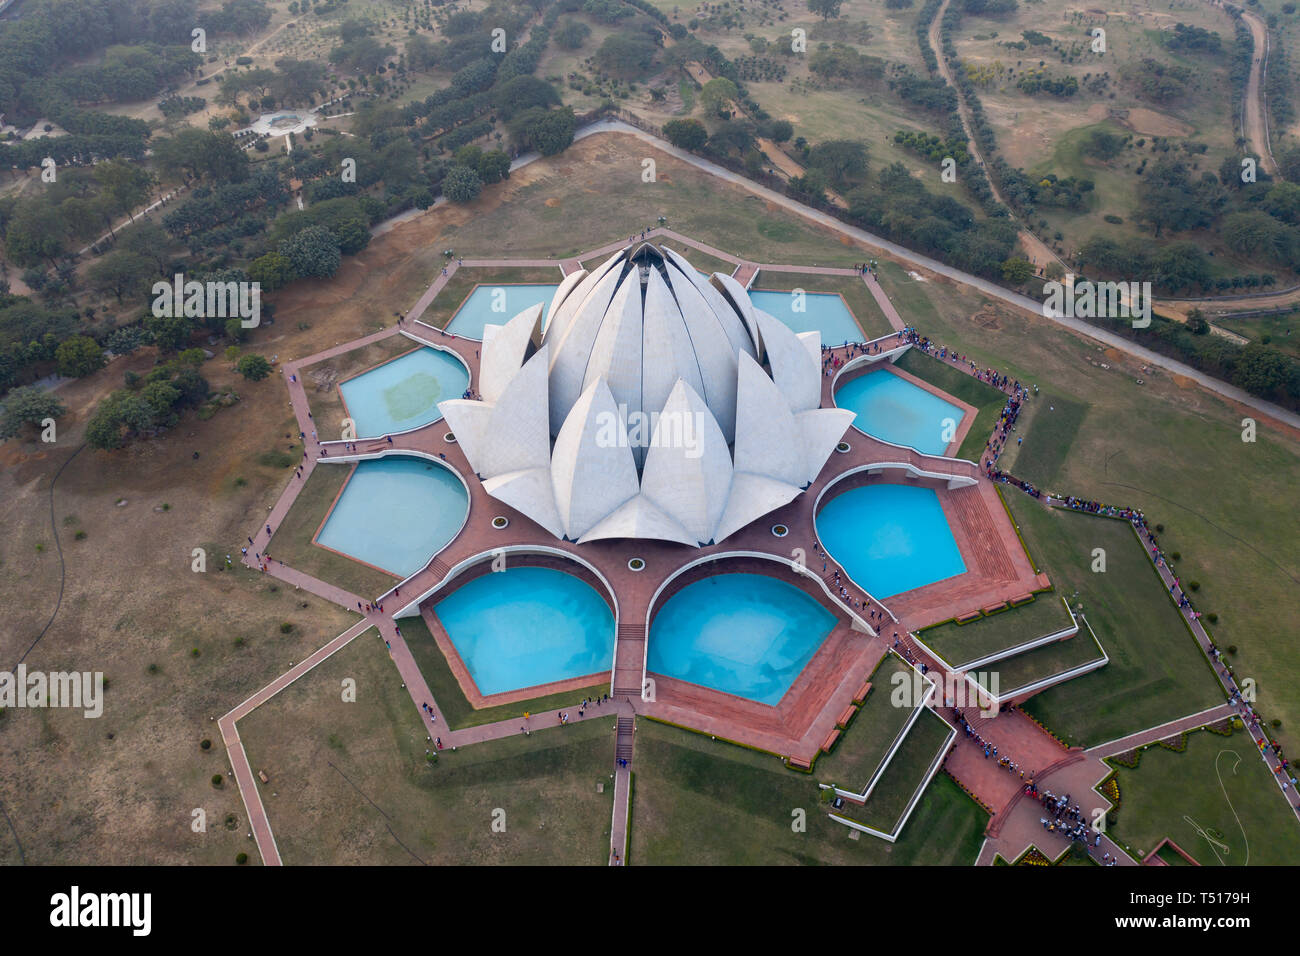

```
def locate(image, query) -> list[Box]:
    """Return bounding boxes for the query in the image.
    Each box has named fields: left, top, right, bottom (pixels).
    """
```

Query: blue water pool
left=434, top=566, right=615, bottom=696
left=835, top=369, right=965, bottom=455
left=316, top=457, right=467, bottom=577
left=339, top=347, right=468, bottom=438
left=749, top=289, right=864, bottom=345
left=648, top=573, right=837, bottom=705
left=817, top=484, right=966, bottom=598
left=446, top=283, right=559, bottom=339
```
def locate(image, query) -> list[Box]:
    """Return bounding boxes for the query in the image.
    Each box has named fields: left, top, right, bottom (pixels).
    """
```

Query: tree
left=762, top=119, right=794, bottom=143
left=236, top=353, right=271, bottom=380
left=1233, top=343, right=1290, bottom=397
left=554, top=19, right=591, bottom=50
left=443, top=165, right=483, bottom=203
left=507, top=107, right=576, bottom=156
left=279, top=225, right=342, bottom=279
left=806, top=140, right=868, bottom=187
left=0, top=385, right=65, bottom=439
left=1000, top=257, right=1035, bottom=285
left=491, top=75, right=560, bottom=120
left=808, top=0, right=844, bottom=18
left=55, top=335, right=106, bottom=378
left=594, top=32, right=658, bottom=79
left=699, top=77, right=739, bottom=117
left=88, top=250, right=156, bottom=303
left=153, top=128, right=248, bottom=183
left=663, top=118, right=708, bottom=151
left=145, top=312, right=194, bottom=353
left=248, top=251, right=296, bottom=291
left=1185, top=309, right=1210, bottom=335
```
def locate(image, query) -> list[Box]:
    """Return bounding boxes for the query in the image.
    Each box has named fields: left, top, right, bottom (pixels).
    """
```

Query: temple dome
left=438, top=243, right=853, bottom=547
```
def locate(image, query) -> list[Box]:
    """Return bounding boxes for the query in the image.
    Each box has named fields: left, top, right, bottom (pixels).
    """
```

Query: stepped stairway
left=616, top=717, right=635, bottom=763
left=612, top=620, right=646, bottom=699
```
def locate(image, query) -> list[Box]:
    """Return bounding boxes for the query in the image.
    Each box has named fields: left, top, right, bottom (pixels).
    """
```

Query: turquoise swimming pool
left=316, top=456, right=468, bottom=577
left=749, top=289, right=864, bottom=345
left=446, top=283, right=558, bottom=339
left=434, top=566, right=615, bottom=696
left=648, top=573, right=837, bottom=705
left=835, top=369, right=964, bottom=456
left=339, top=347, right=468, bottom=438
left=817, top=484, right=966, bottom=598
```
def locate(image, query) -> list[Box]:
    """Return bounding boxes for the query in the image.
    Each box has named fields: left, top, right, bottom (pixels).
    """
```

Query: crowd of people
left=953, top=709, right=1031, bottom=778
left=1031, top=786, right=1108, bottom=856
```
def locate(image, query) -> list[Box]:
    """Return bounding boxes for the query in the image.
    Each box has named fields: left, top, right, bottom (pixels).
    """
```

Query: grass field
left=1006, top=497, right=1224, bottom=746
left=1107, top=725, right=1300, bottom=866
left=893, top=348, right=1007, bottom=461
left=400, top=615, right=607, bottom=731
left=628, top=716, right=985, bottom=865
left=1216, top=312, right=1300, bottom=360
left=998, top=390, right=1090, bottom=490
left=918, top=593, right=1075, bottom=668
left=238, top=627, right=617, bottom=865
left=816, top=655, right=916, bottom=793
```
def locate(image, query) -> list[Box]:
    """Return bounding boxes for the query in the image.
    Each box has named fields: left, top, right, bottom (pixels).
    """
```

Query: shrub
left=212, top=774, right=224, bottom=787
left=1206, top=612, right=1218, bottom=623
left=1170, top=551, right=1181, bottom=560
left=1227, top=644, right=1238, bottom=654
left=74, top=530, right=87, bottom=540
left=200, top=738, right=212, bottom=750
left=1188, top=580, right=1200, bottom=591
left=279, top=622, right=294, bottom=633
left=236, top=852, right=248, bottom=864
left=1271, top=719, right=1282, bottom=728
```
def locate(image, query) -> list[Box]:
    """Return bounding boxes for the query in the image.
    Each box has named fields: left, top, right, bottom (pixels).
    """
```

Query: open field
left=1216, top=311, right=1300, bottom=360
left=1107, top=724, right=1300, bottom=865
left=997, top=389, right=1090, bottom=489
left=1006, top=497, right=1224, bottom=746
left=628, top=716, right=986, bottom=864
left=238, top=628, right=616, bottom=865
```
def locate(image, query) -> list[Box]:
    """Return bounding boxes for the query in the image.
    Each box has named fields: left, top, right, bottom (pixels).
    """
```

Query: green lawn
left=1006, top=497, right=1224, bottom=746
left=270, top=464, right=396, bottom=601
left=893, top=349, right=1007, bottom=461
left=1000, top=390, right=1090, bottom=490
left=918, top=593, right=1076, bottom=668
left=238, top=628, right=616, bottom=865
left=401, top=614, right=607, bottom=730
left=833, top=708, right=955, bottom=834
left=972, top=622, right=1105, bottom=697
left=1216, top=311, right=1300, bottom=360
left=1108, top=725, right=1300, bottom=866
left=628, top=716, right=985, bottom=865
left=816, top=655, right=917, bottom=793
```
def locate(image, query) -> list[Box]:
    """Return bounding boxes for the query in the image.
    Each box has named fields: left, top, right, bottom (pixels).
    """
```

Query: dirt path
left=926, top=0, right=1064, bottom=274
left=1238, top=5, right=1278, bottom=176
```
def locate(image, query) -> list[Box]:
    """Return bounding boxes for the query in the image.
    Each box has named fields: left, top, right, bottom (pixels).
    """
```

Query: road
left=565, top=119, right=1300, bottom=431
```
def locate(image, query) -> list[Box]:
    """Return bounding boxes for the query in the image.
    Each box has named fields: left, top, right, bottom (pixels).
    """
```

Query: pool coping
left=836, top=361, right=979, bottom=460
left=747, top=286, right=870, bottom=344
left=334, top=342, right=468, bottom=440
left=443, top=280, right=563, bottom=341
left=311, top=455, right=469, bottom=584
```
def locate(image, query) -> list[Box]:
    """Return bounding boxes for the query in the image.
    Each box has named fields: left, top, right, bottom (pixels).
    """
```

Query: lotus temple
left=235, top=232, right=1113, bottom=861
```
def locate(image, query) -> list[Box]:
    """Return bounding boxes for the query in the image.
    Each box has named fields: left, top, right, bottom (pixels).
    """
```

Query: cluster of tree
left=85, top=357, right=211, bottom=450
left=1078, top=235, right=1213, bottom=293
left=1137, top=157, right=1226, bottom=238
left=1016, top=69, right=1078, bottom=97
left=960, top=0, right=1017, bottom=14
left=893, top=129, right=969, bottom=166
left=1163, top=22, right=1223, bottom=54
left=329, top=20, right=398, bottom=75
left=890, top=69, right=960, bottom=115
left=162, top=167, right=288, bottom=242
left=731, top=55, right=788, bottom=83
left=808, top=43, right=886, bottom=86
left=1081, top=127, right=1126, bottom=161
left=0, top=160, right=154, bottom=267
left=1125, top=57, right=1194, bottom=104
left=218, top=58, right=329, bottom=110
left=594, top=29, right=662, bottom=79
left=153, top=128, right=250, bottom=184
left=846, top=163, right=1015, bottom=279
left=159, top=95, right=207, bottom=118
left=1028, top=173, right=1093, bottom=210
